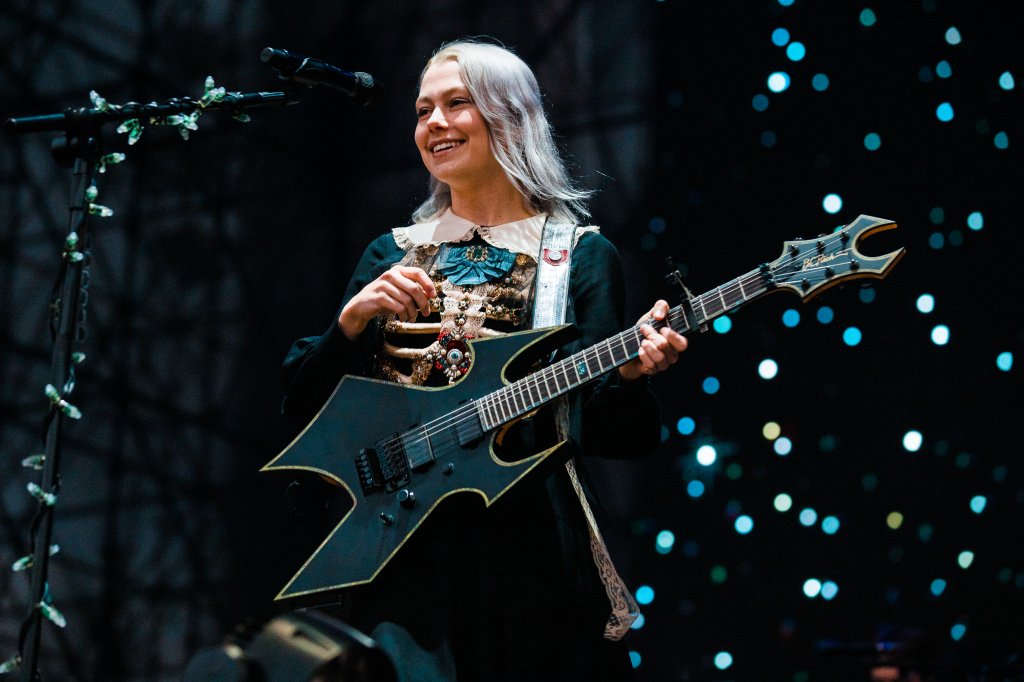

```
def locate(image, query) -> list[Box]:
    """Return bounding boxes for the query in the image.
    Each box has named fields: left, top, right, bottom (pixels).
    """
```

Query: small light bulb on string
left=11, top=545, right=59, bottom=572
left=116, top=118, right=145, bottom=145
left=26, top=483, right=57, bottom=507
left=38, top=584, right=67, bottom=628
left=89, top=90, right=111, bottom=112
left=63, top=232, right=85, bottom=263
left=21, top=454, right=45, bottom=470
left=199, top=75, right=227, bottom=108
left=171, top=112, right=200, bottom=140
left=44, top=384, right=82, bottom=419
left=38, top=601, right=66, bottom=629
left=97, top=152, right=125, bottom=173
left=61, top=352, right=86, bottom=396
left=87, top=203, right=114, bottom=217
left=0, top=654, right=21, bottom=673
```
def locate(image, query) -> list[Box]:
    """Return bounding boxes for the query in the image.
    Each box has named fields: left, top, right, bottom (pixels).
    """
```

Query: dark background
left=1, top=1, right=1020, bottom=680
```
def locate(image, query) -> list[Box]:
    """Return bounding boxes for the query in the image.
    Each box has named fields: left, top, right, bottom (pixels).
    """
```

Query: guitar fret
left=477, top=397, right=492, bottom=431
left=488, top=396, right=500, bottom=430
left=724, top=278, right=744, bottom=308
left=618, top=332, right=632, bottom=364
left=626, top=331, right=637, bottom=359
left=561, top=357, right=573, bottom=391
left=521, top=376, right=535, bottom=410
left=528, top=372, right=542, bottom=407
left=597, top=343, right=611, bottom=369
left=546, top=366, right=559, bottom=398
left=499, top=388, right=514, bottom=421
left=697, top=296, right=709, bottom=326
left=702, top=293, right=723, bottom=319
left=511, top=384, right=525, bottom=415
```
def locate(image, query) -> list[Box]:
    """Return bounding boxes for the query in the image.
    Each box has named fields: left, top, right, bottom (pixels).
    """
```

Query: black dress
left=279, top=224, right=663, bottom=682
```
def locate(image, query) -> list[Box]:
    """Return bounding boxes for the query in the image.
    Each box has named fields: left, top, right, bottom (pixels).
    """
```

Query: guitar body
left=264, top=325, right=572, bottom=599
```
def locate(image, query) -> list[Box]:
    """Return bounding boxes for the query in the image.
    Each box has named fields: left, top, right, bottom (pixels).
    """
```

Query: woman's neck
left=448, top=180, right=536, bottom=227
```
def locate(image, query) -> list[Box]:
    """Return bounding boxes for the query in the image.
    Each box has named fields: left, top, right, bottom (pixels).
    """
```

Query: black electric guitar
left=263, top=214, right=904, bottom=600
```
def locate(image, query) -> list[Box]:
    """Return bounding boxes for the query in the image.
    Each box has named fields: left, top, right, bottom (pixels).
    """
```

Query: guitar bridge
left=354, top=441, right=410, bottom=496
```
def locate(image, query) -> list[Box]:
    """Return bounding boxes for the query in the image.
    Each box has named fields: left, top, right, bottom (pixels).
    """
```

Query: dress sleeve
left=280, top=233, right=403, bottom=426
left=569, top=231, right=664, bottom=460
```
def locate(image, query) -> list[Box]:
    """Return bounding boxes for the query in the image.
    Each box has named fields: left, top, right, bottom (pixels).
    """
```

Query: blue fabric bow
left=437, top=243, right=517, bottom=286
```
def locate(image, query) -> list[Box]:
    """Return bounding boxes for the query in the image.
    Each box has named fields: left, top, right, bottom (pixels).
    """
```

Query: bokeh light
left=656, top=530, right=675, bottom=553
left=677, top=416, right=696, bottom=435
left=931, top=325, right=950, bottom=345
left=903, top=430, right=924, bottom=452
left=758, top=359, right=778, bottom=379
left=696, top=445, right=717, bottom=466
left=768, top=72, right=791, bottom=93
left=822, top=193, right=843, bottom=214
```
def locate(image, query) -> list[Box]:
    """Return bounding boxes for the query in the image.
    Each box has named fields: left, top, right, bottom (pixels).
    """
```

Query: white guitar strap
left=531, top=220, right=640, bottom=641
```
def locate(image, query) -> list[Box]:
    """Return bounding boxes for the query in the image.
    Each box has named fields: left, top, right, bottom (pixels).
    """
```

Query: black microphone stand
left=3, top=83, right=303, bottom=682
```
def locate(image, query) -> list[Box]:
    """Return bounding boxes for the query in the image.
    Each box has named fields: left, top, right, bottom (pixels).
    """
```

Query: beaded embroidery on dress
left=375, top=236, right=536, bottom=386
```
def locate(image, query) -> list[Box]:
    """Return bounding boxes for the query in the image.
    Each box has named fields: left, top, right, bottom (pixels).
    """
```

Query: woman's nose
left=426, top=106, right=447, bottom=128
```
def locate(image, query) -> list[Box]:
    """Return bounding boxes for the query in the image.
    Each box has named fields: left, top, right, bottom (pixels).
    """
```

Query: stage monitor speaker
left=184, top=609, right=398, bottom=682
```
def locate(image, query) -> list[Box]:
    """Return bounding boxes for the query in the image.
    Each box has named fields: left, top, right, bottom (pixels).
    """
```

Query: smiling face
left=414, top=59, right=506, bottom=193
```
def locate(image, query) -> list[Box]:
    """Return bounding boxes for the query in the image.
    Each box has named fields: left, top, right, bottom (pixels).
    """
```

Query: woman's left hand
left=618, top=300, right=688, bottom=382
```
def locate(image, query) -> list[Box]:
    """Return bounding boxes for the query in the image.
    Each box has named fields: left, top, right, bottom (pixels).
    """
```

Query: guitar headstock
left=763, top=215, right=905, bottom=301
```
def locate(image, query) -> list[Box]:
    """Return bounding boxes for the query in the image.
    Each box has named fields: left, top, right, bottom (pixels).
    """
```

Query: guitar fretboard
left=475, top=268, right=770, bottom=430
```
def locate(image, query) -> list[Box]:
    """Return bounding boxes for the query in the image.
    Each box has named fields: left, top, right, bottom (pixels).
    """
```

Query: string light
left=44, top=384, right=81, bottom=420
left=21, top=454, right=45, bottom=470
left=11, top=545, right=60, bottom=572
left=26, top=483, right=57, bottom=507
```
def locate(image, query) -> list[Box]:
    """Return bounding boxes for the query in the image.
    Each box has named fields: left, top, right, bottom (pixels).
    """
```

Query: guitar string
left=376, top=246, right=855, bottom=462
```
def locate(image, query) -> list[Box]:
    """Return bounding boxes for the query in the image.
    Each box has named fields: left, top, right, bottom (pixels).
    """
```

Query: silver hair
left=411, top=38, right=593, bottom=225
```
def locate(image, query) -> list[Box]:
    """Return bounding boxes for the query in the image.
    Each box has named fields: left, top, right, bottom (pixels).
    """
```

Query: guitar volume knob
left=397, top=489, right=416, bottom=507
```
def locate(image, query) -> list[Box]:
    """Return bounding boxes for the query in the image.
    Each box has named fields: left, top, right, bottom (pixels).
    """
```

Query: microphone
left=260, top=47, right=382, bottom=106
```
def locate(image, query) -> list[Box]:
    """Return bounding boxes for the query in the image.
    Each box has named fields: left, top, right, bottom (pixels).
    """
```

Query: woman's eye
left=417, top=108, right=431, bottom=118
left=450, top=98, right=470, bottom=107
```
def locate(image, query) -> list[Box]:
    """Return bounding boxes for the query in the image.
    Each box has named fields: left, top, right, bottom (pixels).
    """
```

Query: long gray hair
left=411, top=39, right=592, bottom=225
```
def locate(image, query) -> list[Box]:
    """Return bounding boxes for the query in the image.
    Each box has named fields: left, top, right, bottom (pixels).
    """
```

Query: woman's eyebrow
left=415, top=86, right=469, bottom=106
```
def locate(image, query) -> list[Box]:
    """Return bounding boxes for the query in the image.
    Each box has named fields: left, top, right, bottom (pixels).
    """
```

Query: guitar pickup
left=354, top=442, right=410, bottom=496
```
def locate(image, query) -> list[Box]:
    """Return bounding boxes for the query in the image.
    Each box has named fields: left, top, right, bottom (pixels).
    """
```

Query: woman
left=280, top=38, right=687, bottom=681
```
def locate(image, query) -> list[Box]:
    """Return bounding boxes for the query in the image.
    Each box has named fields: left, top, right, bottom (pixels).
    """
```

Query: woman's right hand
left=338, top=265, right=437, bottom=340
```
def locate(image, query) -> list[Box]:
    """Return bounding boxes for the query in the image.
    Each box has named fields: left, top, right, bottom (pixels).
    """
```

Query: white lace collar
left=392, top=209, right=548, bottom=256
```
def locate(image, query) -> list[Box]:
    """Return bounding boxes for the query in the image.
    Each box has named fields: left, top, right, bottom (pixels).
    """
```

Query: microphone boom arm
left=4, top=88, right=302, bottom=136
